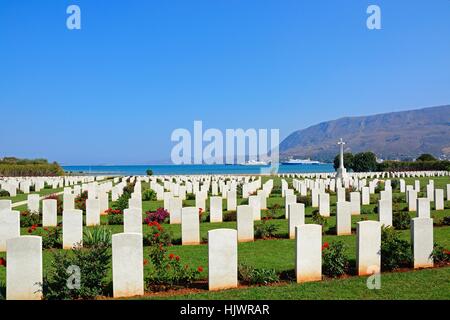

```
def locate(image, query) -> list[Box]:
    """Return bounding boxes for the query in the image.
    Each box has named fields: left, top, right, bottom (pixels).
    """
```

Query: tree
left=146, top=169, right=153, bottom=176
left=416, top=153, right=436, bottom=162
left=352, top=152, right=378, bottom=172
left=333, top=153, right=354, bottom=170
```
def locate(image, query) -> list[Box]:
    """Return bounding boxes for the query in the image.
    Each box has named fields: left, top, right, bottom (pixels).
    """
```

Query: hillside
left=279, top=105, right=450, bottom=162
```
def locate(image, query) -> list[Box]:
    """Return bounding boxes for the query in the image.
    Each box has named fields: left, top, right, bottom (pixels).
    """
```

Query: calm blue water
left=63, top=164, right=335, bottom=176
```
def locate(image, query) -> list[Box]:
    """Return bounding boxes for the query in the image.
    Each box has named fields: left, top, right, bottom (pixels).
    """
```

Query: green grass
left=144, top=266, right=450, bottom=300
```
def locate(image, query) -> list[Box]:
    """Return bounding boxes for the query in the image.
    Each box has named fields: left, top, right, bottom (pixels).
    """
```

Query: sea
left=62, top=164, right=335, bottom=176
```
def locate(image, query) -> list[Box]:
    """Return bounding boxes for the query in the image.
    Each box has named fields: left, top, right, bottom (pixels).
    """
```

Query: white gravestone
left=361, top=187, right=370, bottom=205
left=378, top=199, right=392, bottom=227
left=416, top=198, right=430, bottom=218
left=296, top=224, right=322, bottom=283
left=407, top=190, right=417, bottom=211
left=248, top=195, right=261, bottom=221
left=124, top=208, right=143, bottom=234
left=169, top=197, right=182, bottom=224
left=411, top=217, right=433, bottom=269
left=63, top=193, right=75, bottom=212
left=356, top=221, right=381, bottom=275
left=336, top=201, right=352, bottom=235
left=27, top=194, right=40, bottom=213
left=350, top=192, right=361, bottom=215
left=86, top=198, right=101, bottom=226
left=227, top=191, right=237, bottom=211
left=288, top=203, right=305, bottom=239
left=181, top=207, right=200, bottom=245
left=208, top=229, right=238, bottom=291
left=319, top=193, right=330, bottom=217
left=63, top=209, right=83, bottom=249
left=237, top=205, right=254, bottom=242
left=42, top=199, right=57, bottom=227
left=6, top=236, right=43, bottom=300
left=434, top=189, right=444, bottom=210
left=112, top=233, right=144, bottom=298
left=0, top=210, right=20, bottom=252
left=0, top=200, right=12, bottom=212
left=284, top=194, right=297, bottom=219
left=209, top=196, right=223, bottom=223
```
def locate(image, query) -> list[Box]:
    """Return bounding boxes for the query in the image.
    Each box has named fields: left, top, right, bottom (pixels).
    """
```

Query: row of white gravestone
left=3, top=216, right=435, bottom=299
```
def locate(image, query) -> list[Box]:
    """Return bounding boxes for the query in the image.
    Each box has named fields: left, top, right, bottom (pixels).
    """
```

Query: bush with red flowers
left=106, top=208, right=123, bottom=225
left=143, top=221, right=171, bottom=246
left=75, top=191, right=89, bottom=211
left=20, top=210, right=41, bottom=228
left=322, top=241, right=349, bottom=278
left=27, top=226, right=62, bottom=249
left=145, top=234, right=202, bottom=291
left=144, top=207, right=169, bottom=224
left=0, top=257, right=6, bottom=267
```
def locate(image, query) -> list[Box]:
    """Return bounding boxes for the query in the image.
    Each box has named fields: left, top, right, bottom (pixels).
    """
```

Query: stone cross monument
left=336, top=138, right=347, bottom=179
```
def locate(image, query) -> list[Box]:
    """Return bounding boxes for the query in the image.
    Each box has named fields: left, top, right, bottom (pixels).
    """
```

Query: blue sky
left=1, top=0, right=450, bottom=165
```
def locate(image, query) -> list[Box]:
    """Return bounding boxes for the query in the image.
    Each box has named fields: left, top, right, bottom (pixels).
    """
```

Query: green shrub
left=430, top=243, right=450, bottom=265
left=0, top=190, right=10, bottom=197
left=311, top=211, right=328, bottom=231
left=441, top=216, right=450, bottom=226
left=393, top=211, right=411, bottom=230
left=238, top=264, right=279, bottom=285
left=41, top=244, right=111, bottom=299
left=381, top=227, right=412, bottom=271
left=143, top=221, right=172, bottom=247
left=297, top=195, right=312, bottom=207
left=142, top=189, right=156, bottom=201
left=112, top=194, right=129, bottom=212
left=186, top=193, right=195, bottom=200
left=322, top=241, right=349, bottom=277
left=223, top=211, right=237, bottom=221
left=391, top=179, right=400, bottom=190
left=106, top=210, right=123, bottom=225
left=84, top=226, right=112, bottom=247
left=254, top=220, right=278, bottom=239
left=20, top=210, right=41, bottom=227
left=75, top=191, right=88, bottom=211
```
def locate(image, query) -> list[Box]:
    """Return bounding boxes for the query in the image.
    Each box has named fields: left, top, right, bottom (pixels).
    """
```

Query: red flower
left=322, top=242, right=329, bottom=250
left=444, top=250, right=450, bottom=255
left=153, top=233, right=160, bottom=238
left=0, top=257, right=6, bottom=267
left=27, top=228, right=33, bottom=234
left=175, top=256, right=180, bottom=261
left=169, top=253, right=175, bottom=260
left=197, top=266, right=203, bottom=272
left=143, top=259, right=149, bottom=266
left=43, top=227, right=49, bottom=231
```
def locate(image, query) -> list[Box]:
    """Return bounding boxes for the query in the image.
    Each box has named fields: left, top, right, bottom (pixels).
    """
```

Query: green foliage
left=254, top=220, right=278, bottom=239
left=311, top=211, right=328, bottom=231
left=83, top=226, right=112, bottom=247
left=378, top=160, right=450, bottom=172
left=142, top=189, right=156, bottom=201
left=322, top=241, right=349, bottom=277
left=296, top=195, right=312, bottom=207
left=430, top=243, right=450, bottom=265
left=441, top=216, right=450, bottom=226
left=223, top=211, right=237, bottom=221
left=390, top=179, right=400, bottom=190
left=381, top=227, right=412, bottom=271
left=112, top=194, right=129, bottom=212
left=0, top=158, right=64, bottom=177
left=75, top=191, right=89, bottom=211
left=392, top=211, right=411, bottom=230
left=0, top=189, right=10, bottom=197
left=145, top=242, right=202, bottom=291
left=146, top=169, right=153, bottom=176
left=416, top=153, right=437, bottom=162
left=352, top=152, right=378, bottom=172
left=238, top=264, right=279, bottom=285
left=143, top=221, right=172, bottom=247
left=333, top=152, right=354, bottom=170
left=20, top=210, right=41, bottom=227
left=41, top=244, right=111, bottom=299
left=186, top=193, right=195, bottom=200
left=106, top=209, right=123, bottom=225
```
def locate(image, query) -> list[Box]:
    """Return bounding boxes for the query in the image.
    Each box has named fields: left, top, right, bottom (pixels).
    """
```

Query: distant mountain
left=279, top=105, right=450, bottom=162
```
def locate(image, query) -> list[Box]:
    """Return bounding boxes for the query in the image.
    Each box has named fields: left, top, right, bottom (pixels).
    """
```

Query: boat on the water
left=281, top=158, right=321, bottom=165
left=239, top=159, right=270, bottom=166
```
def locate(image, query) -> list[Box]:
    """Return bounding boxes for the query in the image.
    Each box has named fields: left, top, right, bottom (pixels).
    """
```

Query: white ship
left=281, top=158, right=321, bottom=165
left=239, top=159, right=270, bottom=166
